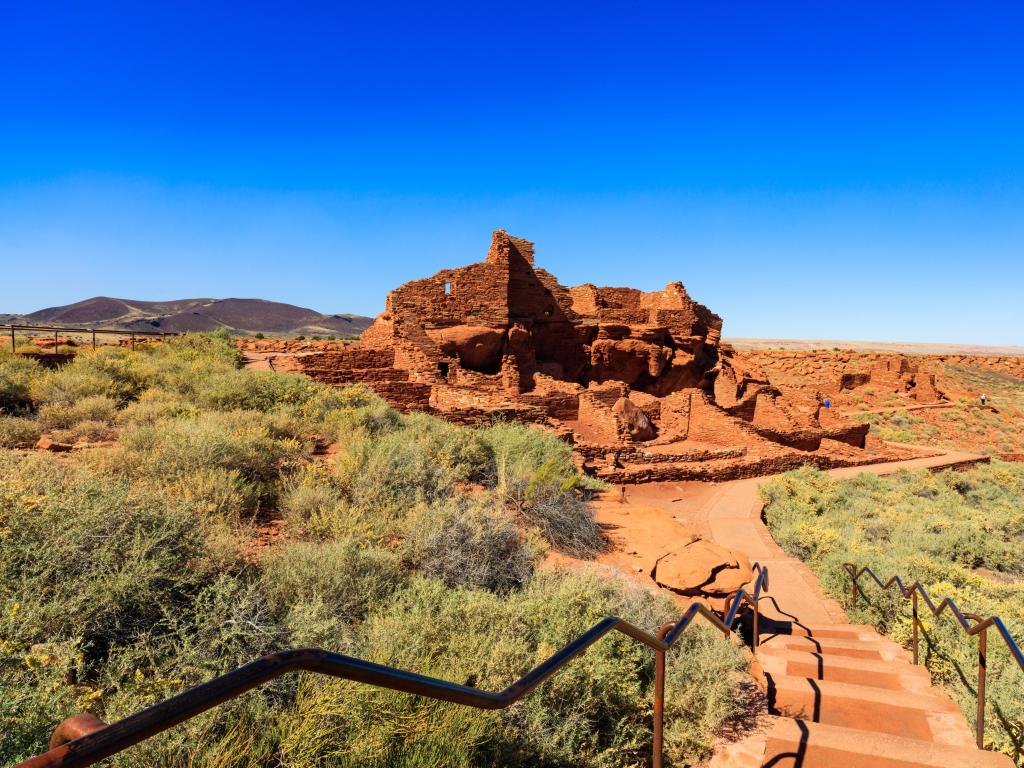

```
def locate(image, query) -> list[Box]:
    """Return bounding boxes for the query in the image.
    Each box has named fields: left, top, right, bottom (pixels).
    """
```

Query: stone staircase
left=714, top=619, right=1014, bottom=767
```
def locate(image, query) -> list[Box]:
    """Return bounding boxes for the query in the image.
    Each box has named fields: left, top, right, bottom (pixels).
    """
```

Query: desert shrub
left=161, top=330, right=243, bottom=367
left=102, top=410, right=305, bottom=512
left=761, top=462, right=1024, bottom=760
left=333, top=429, right=457, bottom=539
left=0, top=416, right=42, bottom=448
left=400, top=412, right=494, bottom=483
left=0, top=453, right=210, bottom=664
left=116, top=390, right=199, bottom=427
left=279, top=468, right=347, bottom=539
left=0, top=644, right=83, bottom=762
left=0, top=353, right=38, bottom=415
left=312, top=384, right=402, bottom=442
left=67, top=419, right=113, bottom=442
left=37, top=394, right=118, bottom=429
left=263, top=540, right=404, bottom=647
left=483, top=421, right=603, bottom=556
left=192, top=368, right=323, bottom=413
left=404, top=500, right=543, bottom=592
left=279, top=570, right=748, bottom=768
left=31, top=347, right=148, bottom=407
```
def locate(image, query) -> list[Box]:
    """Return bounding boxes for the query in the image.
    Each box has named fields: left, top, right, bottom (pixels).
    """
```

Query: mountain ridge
left=3, top=296, right=373, bottom=337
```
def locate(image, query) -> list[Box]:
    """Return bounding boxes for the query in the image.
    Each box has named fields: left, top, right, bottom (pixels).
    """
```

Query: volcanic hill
left=5, top=296, right=372, bottom=337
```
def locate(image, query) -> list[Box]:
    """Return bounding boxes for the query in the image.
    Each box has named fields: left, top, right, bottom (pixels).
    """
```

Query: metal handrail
left=844, top=562, right=1024, bottom=749
left=16, top=565, right=768, bottom=768
left=5, top=324, right=174, bottom=354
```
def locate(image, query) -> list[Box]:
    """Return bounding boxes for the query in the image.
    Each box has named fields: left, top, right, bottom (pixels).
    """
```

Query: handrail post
left=752, top=595, right=760, bottom=653
left=977, top=623, right=988, bottom=749
left=850, top=568, right=858, bottom=609
left=912, top=590, right=919, bottom=665
left=653, top=623, right=674, bottom=768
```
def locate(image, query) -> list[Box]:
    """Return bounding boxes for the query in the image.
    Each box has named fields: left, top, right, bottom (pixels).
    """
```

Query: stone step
left=758, top=716, right=1014, bottom=768
left=757, top=620, right=881, bottom=641
left=757, top=647, right=932, bottom=692
left=765, top=673, right=975, bottom=746
left=759, top=633, right=911, bottom=662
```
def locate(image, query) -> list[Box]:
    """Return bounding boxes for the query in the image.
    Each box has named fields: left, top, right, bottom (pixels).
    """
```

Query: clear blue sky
left=2, top=2, right=1022, bottom=344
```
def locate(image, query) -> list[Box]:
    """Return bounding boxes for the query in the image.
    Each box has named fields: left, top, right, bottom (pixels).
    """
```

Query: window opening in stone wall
left=444, top=282, right=451, bottom=295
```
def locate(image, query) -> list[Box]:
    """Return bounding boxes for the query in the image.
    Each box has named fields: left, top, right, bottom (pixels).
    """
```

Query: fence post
left=977, top=625, right=988, bottom=749
left=9, top=326, right=14, bottom=353
left=92, top=330, right=97, bottom=350
left=54, top=329, right=58, bottom=356
left=131, top=333, right=135, bottom=351
left=653, top=646, right=664, bottom=768
left=912, top=590, right=919, bottom=665
left=653, top=623, right=675, bottom=768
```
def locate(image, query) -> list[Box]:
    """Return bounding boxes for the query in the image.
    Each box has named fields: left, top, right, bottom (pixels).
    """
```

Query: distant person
left=823, top=398, right=831, bottom=409
left=981, top=393, right=988, bottom=406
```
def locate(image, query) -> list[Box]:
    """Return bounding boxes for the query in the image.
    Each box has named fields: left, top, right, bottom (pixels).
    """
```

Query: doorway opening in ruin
left=437, top=361, right=450, bottom=379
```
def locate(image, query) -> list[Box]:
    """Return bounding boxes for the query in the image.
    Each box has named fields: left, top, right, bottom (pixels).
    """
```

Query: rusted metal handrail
left=17, top=565, right=768, bottom=768
left=844, top=562, right=1024, bottom=749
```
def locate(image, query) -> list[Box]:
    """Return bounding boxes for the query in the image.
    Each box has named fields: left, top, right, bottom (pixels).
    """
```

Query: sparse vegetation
left=0, top=333, right=747, bottom=766
left=851, top=365, right=1024, bottom=455
left=761, top=463, right=1024, bottom=762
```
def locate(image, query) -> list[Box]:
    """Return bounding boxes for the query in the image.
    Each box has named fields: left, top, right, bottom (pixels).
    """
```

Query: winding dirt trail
left=628, top=448, right=989, bottom=627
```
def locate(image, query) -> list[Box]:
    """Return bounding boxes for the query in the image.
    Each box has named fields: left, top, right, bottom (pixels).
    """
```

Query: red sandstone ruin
left=269, top=230, right=920, bottom=481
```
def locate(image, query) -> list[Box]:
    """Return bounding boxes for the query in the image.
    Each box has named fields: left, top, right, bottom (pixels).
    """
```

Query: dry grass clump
left=483, top=421, right=605, bottom=557
left=761, top=463, right=1024, bottom=760
left=98, top=410, right=307, bottom=515
left=404, top=500, right=544, bottom=593
left=0, top=416, right=42, bottom=448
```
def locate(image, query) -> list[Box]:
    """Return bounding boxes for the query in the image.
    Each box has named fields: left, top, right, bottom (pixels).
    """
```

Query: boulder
left=612, top=396, right=656, bottom=442
left=652, top=538, right=752, bottom=599
left=35, top=435, right=73, bottom=452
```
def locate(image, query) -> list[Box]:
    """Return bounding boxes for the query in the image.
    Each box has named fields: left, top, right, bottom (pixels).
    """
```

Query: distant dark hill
left=15, top=296, right=373, bottom=337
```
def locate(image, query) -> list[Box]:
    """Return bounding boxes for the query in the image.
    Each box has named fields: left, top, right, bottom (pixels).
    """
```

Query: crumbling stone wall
left=280, top=229, right=902, bottom=482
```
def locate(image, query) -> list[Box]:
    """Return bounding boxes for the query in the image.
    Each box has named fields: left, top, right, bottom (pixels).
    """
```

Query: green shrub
left=280, top=470, right=347, bottom=539
left=0, top=453, right=211, bottom=662
left=0, top=416, right=42, bottom=448
left=192, top=369, right=323, bottom=413
left=31, top=348, right=148, bottom=407
left=279, top=571, right=748, bottom=767
left=116, top=390, right=198, bottom=427
left=312, top=385, right=402, bottom=442
left=333, top=429, right=457, bottom=539
left=38, top=394, right=118, bottom=429
left=102, top=410, right=306, bottom=512
left=0, top=353, right=38, bottom=415
left=263, top=540, right=405, bottom=647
